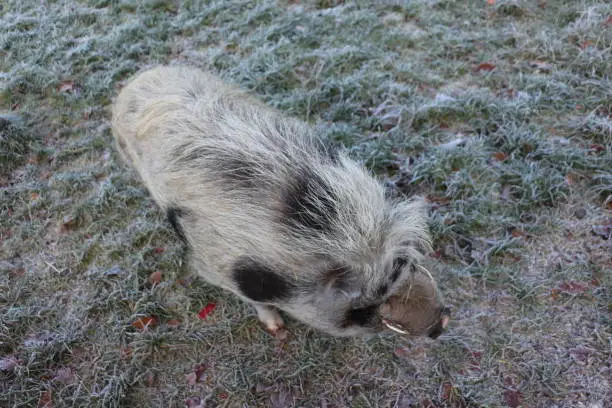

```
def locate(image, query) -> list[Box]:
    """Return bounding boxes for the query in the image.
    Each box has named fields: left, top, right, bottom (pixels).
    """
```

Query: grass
left=1, top=0, right=611, bottom=406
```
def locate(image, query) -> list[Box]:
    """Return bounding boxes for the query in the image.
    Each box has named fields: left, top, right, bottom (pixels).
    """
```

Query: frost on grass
left=1, top=0, right=611, bottom=407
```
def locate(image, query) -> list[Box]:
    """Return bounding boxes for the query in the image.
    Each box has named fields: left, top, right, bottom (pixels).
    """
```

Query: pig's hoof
left=254, top=305, right=285, bottom=334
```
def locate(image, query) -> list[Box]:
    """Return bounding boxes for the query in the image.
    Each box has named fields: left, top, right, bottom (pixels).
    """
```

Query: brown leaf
left=167, top=319, right=181, bottom=327
left=475, top=62, right=496, bottom=72
left=502, top=389, right=522, bottom=408
left=185, top=397, right=205, bottom=408
left=492, top=151, right=508, bottom=161
left=604, top=16, right=612, bottom=26
left=580, top=40, right=593, bottom=49
left=149, top=271, right=162, bottom=285
left=57, top=81, right=78, bottom=94
left=38, top=391, right=53, bottom=408
left=132, top=316, right=157, bottom=330
left=420, top=399, right=437, bottom=408
left=53, top=367, right=74, bottom=384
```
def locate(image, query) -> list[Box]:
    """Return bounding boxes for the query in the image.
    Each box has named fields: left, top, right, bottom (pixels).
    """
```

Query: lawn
left=1, top=0, right=610, bottom=407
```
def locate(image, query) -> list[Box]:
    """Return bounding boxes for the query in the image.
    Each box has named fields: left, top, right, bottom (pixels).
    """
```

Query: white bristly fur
left=111, top=65, right=432, bottom=337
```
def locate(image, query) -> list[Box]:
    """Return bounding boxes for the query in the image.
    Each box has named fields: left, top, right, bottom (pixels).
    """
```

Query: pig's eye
left=390, top=258, right=408, bottom=282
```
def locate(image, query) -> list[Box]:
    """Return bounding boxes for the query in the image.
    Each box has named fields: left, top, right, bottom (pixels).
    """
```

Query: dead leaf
left=167, top=319, right=181, bottom=328
left=186, top=363, right=207, bottom=386
left=420, top=399, right=437, bottom=408
left=30, top=192, right=40, bottom=201
left=475, top=62, right=496, bottom=72
left=53, top=367, right=75, bottom=384
left=604, top=16, right=612, bottom=26
left=580, top=40, right=593, bottom=49
left=589, top=144, right=605, bottom=153
left=38, top=391, right=53, bottom=408
left=132, top=316, right=158, bottom=330
left=502, top=389, right=523, bottom=408
left=153, top=247, right=164, bottom=254
left=185, top=397, right=205, bottom=408
left=57, top=80, right=79, bottom=94
left=198, top=303, right=216, bottom=319
left=492, top=151, right=508, bottom=161
left=149, top=271, right=162, bottom=285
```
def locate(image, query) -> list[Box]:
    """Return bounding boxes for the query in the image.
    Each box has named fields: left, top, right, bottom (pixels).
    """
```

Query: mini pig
left=111, top=65, right=446, bottom=338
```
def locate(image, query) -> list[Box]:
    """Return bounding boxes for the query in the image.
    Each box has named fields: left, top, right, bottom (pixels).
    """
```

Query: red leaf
left=198, top=303, right=216, bottom=319
left=558, top=281, right=588, bottom=293
left=441, top=382, right=453, bottom=400
left=487, top=0, right=495, bottom=5
left=492, top=151, right=508, bottom=161
left=580, top=40, right=593, bottom=49
left=38, top=391, right=53, bottom=408
left=603, top=16, right=612, bottom=26
left=185, top=397, right=205, bottom=408
left=57, top=81, right=78, bottom=94
left=219, top=392, right=228, bottom=400
left=590, top=144, right=605, bottom=153
left=186, top=363, right=207, bottom=385
left=153, top=247, right=164, bottom=254
left=149, top=271, right=162, bottom=285
left=167, top=319, right=181, bottom=327
left=475, top=62, right=496, bottom=72
left=502, top=389, right=523, bottom=408
left=132, top=316, right=158, bottom=330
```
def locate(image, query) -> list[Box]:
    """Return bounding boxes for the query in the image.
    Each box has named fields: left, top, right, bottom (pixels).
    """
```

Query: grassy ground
left=1, top=0, right=611, bottom=407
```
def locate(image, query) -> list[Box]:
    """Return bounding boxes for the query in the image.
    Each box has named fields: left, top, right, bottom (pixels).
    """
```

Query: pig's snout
left=427, top=306, right=451, bottom=339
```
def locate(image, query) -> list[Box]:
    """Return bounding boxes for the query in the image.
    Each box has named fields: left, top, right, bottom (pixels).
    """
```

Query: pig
left=111, top=64, right=448, bottom=338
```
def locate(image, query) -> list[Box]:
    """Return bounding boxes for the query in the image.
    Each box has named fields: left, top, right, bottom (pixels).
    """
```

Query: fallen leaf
left=132, top=316, right=158, bottom=330
left=511, top=229, right=525, bottom=238
left=167, top=319, right=181, bottom=327
left=426, top=195, right=451, bottom=205
left=149, top=271, right=162, bottom=285
left=580, top=40, right=593, bottom=49
left=558, top=281, right=589, bottom=294
left=219, top=392, right=228, bottom=400
left=185, top=397, right=205, bottom=408
left=198, top=303, right=216, bottom=319
left=487, top=0, right=495, bottom=4
left=153, top=247, right=164, bottom=254
left=30, top=192, right=40, bottom=201
left=186, top=363, right=207, bottom=385
left=53, top=367, right=74, bottom=384
left=441, top=382, right=453, bottom=400
left=492, top=151, right=508, bottom=161
left=420, top=399, right=437, bottom=408
left=57, top=80, right=79, bottom=94
left=38, top=391, right=53, bottom=408
left=604, top=16, right=612, bottom=26
left=502, top=389, right=523, bottom=408
left=475, top=62, right=496, bottom=72
left=589, top=144, right=605, bottom=153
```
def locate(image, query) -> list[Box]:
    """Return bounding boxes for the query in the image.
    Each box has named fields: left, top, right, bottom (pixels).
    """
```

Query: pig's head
left=379, top=265, right=450, bottom=338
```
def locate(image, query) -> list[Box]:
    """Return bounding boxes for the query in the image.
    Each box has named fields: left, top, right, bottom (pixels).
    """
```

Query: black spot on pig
left=233, top=257, right=294, bottom=302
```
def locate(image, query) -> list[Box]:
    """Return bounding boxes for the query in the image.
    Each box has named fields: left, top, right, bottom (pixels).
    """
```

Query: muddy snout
left=378, top=268, right=451, bottom=338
